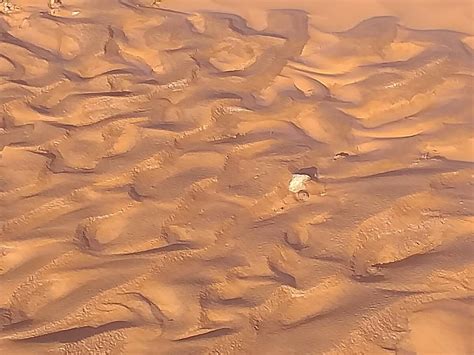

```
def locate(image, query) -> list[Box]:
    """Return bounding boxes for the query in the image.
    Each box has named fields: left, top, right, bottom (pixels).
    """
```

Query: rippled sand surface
left=1, top=0, right=473, bottom=354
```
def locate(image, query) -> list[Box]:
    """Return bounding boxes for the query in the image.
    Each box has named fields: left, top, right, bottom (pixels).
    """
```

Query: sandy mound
left=0, top=0, right=472, bottom=354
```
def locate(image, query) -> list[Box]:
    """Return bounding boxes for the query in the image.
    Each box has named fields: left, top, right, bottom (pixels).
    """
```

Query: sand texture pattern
left=0, top=0, right=473, bottom=354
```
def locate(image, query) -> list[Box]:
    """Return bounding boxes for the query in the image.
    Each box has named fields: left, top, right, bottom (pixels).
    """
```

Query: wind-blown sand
left=0, top=0, right=473, bottom=354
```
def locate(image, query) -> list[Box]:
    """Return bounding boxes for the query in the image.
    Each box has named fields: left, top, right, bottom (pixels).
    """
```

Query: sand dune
left=0, top=0, right=473, bottom=354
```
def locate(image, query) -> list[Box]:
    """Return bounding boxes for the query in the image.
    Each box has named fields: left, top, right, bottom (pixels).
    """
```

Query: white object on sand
left=1, top=0, right=18, bottom=14
left=48, top=0, right=62, bottom=9
left=288, top=174, right=311, bottom=193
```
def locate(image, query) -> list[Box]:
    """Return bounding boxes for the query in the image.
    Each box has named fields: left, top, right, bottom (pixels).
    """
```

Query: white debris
left=288, top=174, right=311, bottom=193
left=48, top=0, right=62, bottom=10
left=1, top=0, right=19, bottom=14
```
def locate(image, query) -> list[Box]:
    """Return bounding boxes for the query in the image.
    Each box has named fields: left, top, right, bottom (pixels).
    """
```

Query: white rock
left=288, top=174, right=311, bottom=193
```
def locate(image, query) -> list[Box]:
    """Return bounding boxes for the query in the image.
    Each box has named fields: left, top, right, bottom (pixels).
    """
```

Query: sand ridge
left=0, top=0, right=473, bottom=354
